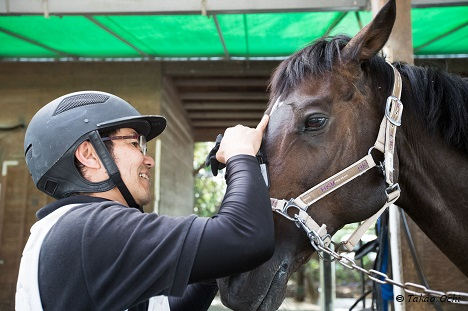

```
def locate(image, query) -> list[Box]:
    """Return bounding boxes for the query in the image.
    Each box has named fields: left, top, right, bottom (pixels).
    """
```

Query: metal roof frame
left=1, top=0, right=468, bottom=16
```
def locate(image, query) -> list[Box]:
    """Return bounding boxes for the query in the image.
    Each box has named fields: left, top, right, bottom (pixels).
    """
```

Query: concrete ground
left=208, top=296, right=373, bottom=311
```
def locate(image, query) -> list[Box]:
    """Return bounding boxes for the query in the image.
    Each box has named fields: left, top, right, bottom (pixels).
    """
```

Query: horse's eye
left=305, top=116, right=328, bottom=131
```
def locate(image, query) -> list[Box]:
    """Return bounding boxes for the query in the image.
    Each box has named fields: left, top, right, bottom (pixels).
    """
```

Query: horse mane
left=268, top=35, right=468, bottom=154
left=394, top=62, right=468, bottom=153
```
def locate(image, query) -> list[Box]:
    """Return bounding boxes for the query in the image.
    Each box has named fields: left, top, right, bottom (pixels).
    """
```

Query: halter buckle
left=385, top=183, right=401, bottom=203
left=385, top=96, right=403, bottom=126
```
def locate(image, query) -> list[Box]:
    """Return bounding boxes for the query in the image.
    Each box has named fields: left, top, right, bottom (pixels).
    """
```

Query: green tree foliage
left=193, top=142, right=226, bottom=217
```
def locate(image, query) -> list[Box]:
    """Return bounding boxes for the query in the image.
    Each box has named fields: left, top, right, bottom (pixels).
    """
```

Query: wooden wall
left=157, top=77, right=195, bottom=216
left=0, top=61, right=195, bottom=309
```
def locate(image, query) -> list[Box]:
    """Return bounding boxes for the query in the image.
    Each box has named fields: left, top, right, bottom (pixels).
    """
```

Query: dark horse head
left=218, top=0, right=468, bottom=309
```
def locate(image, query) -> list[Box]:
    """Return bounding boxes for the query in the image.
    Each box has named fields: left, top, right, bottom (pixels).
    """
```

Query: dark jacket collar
left=36, top=196, right=111, bottom=220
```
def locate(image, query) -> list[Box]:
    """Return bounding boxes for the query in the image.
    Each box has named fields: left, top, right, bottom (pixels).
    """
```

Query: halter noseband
left=270, top=61, right=403, bottom=252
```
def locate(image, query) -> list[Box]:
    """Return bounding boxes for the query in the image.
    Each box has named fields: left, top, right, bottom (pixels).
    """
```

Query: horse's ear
left=341, top=0, right=396, bottom=62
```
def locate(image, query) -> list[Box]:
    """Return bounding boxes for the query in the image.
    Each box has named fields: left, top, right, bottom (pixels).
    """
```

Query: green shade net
left=218, top=12, right=340, bottom=56
left=412, top=6, right=468, bottom=55
left=95, top=15, right=225, bottom=57
left=0, top=16, right=139, bottom=57
left=0, top=31, right=54, bottom=57
left=0, top=6, right=467, bottom=59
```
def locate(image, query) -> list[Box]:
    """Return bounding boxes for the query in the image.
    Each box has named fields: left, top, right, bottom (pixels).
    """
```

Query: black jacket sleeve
left=168, top=281, right=218, bottom=311
left=189, top=155, right=275, bottom=282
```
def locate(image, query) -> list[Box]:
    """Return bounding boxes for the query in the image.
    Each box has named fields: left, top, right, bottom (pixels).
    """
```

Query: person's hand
left=216, top=115, right=269, bottom=164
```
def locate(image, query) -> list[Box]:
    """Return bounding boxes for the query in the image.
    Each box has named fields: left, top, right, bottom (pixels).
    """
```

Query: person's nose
left=143, top=154, right=155, bottom=168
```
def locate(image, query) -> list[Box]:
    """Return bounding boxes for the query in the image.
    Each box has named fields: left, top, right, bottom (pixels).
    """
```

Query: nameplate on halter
left=298, top=154, right=376, bottom=206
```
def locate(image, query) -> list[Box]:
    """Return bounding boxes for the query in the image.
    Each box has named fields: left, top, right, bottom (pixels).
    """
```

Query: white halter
left=270, top=61, right=403, bottom=252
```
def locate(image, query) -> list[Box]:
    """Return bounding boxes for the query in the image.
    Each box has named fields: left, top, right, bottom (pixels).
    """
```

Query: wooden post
left=371, top=0, right=413, bottom=64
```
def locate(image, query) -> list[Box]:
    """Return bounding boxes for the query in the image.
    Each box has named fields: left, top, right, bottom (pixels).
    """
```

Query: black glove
left=205, top=134, right=226, bottom=176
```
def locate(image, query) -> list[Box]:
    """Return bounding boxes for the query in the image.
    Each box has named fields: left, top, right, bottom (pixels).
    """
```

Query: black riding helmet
left=24, top=91, right=166, bottom=210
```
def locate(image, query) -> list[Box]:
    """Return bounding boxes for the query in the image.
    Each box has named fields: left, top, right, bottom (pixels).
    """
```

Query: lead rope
left=313, top=235, right=468, bottom=304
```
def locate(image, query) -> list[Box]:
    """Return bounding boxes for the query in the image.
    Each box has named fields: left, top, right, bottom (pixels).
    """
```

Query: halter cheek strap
left=271, top=61, right=403, bottom=252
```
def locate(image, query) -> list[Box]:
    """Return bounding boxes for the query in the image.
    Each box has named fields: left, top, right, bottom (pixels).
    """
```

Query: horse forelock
left=267, top=35, right=351, bottom=113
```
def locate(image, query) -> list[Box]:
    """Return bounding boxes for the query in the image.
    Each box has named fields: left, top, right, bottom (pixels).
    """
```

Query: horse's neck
left=396, top=114, right=468, bottom=275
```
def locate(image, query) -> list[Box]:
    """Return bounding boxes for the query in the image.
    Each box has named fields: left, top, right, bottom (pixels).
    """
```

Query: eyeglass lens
left=139, top=135, right=147, bottom=155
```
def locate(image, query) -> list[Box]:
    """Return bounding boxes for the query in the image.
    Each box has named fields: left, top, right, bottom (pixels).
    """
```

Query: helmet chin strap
left=89, top=131, right=143, bottom=212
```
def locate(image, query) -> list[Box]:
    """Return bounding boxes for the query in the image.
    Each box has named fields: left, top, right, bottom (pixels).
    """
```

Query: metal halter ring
left=277, top=199, right=306, bottom=221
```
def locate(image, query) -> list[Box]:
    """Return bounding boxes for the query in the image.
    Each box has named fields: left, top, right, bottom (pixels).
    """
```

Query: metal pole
left=319, top=244, right=335, bottom=311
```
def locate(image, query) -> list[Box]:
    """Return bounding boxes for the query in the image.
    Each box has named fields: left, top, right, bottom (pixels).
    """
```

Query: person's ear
left=75, top=141, right=102, bottom=169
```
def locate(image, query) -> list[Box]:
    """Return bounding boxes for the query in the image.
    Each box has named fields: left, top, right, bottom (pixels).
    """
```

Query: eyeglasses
left=101, top=134, right=147, bottom=155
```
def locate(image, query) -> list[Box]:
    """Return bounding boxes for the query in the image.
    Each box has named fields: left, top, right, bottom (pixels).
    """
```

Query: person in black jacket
left=16, top=90, right=274, bottom=311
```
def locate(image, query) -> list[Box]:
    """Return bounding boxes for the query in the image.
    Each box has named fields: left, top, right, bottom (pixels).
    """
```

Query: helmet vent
left=53, top=94, right=110, bottom=116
